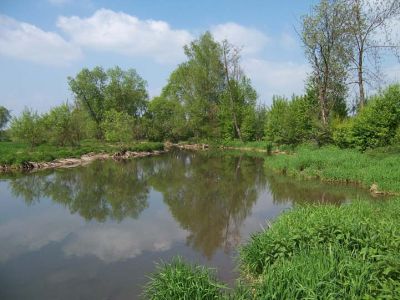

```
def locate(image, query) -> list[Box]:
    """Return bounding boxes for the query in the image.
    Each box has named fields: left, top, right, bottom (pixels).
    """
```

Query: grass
left=0, top=140, right=164, bottom=167
left=239, top=198, right=400, bottom=299
left=264, top=144, right=400, bottom=194
left=143, top=257, right=226, bottom=300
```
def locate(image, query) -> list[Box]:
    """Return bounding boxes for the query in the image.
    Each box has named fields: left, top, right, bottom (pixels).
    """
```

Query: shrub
left=10, top=109, right=46, bottom=147
left=333, top=84, right=400, bottom=150
left=42, top=104, right=84, bottom=146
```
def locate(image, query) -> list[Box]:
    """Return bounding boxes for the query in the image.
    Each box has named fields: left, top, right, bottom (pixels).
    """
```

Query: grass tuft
left=143, top=257, right=226, bottom=300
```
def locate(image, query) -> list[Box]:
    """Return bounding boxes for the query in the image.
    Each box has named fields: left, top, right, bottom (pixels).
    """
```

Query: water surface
left=0, top=150, right=376, bottom=299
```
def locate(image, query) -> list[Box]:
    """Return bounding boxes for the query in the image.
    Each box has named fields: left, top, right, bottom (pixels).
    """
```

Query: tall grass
left=0, top=140, right=164, bottom=166
left=265, top=144, right=400, bottom=194
left=239, top=198, right=400, bottom=299
left=143, top=257, right=226, bottom=300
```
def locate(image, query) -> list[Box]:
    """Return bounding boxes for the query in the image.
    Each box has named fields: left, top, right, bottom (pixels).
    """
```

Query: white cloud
left=57, top=9, right=193, bottom=64
left=243, top=58, right=310, bottom=103
left=211, top=22, right=269, bottom=55
left=0, top=15, right=82, bottom=66
left=279, top=32, right=298, bottom=50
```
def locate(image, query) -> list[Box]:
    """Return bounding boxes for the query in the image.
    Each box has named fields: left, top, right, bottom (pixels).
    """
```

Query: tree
left=104, top=66, right=148, bottom=117
left=220, top=40, right=258, bottom=141
left=346, top=0, right=400, bottom=107
left=145, top=96, right=188, bottom=142
left=10, top=108, right=45, bottom=147
left=0, top=106, right=11, bottom=140
left=68, top=66, right=149, bottom=139
left=301, top=0, right=351, bottom=126
left=101, top=109, right=135, bottom=143
left=68, top=67, right=107, bottom=139
left=162, top=32, right=225, bottom=139
left=0, top=106, right=11, bottom=130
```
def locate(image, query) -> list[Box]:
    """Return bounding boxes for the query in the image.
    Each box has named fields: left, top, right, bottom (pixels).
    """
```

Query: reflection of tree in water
left=10, top=160, right=150, bottom=222
left=150, top=151, right=266, bottom=259
left=265, top=172, right=375, bottom=205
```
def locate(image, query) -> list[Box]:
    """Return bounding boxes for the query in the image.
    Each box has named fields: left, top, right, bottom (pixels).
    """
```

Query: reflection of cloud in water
left=0, top=209, right=84, bottom=262
left=63, top=212, right=188, bottom=263
left=0, top=200, right=187, bottom=264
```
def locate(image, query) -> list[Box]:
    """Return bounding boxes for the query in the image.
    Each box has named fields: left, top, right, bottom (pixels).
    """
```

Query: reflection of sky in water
left=0, top=186, right=188, bottom=264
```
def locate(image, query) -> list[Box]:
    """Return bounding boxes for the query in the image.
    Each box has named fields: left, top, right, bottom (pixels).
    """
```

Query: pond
left=0, top=150, right=376, bottom=300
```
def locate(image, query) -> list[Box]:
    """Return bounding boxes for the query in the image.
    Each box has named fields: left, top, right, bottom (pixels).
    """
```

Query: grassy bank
left=143, top=145, right=400, bottom=299
left=264, top=144, right=400, bottom=194
left=239, top=198, right=400, bottom=299
left=0, top=140, right=164, bottom=167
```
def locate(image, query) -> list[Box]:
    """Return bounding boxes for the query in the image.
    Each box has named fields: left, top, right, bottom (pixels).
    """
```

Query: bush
left=42, top=104, right=84, bottom=146
left=10, top=109, right=46, bottom=147
left=265, top=95, right=317, bottom=146
left=333, top=84, right=400, bottom=150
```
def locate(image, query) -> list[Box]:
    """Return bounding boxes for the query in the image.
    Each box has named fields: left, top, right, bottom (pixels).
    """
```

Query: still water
left=0, top=150, right=375, bottom=299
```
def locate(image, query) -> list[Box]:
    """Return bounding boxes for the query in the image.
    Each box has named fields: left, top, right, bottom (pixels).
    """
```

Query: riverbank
left=264, top=144, right=400, bottom=195
left=0, top=141, right=165, bottom=172
left=143, top=143, right=400, bottom=299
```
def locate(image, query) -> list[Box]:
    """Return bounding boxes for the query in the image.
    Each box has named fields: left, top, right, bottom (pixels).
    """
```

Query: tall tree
left=162, top=32, right=225, bottom=138
left=346, top=0, right=400, bottom=107
left=68, top=67, right=107, bottom=138
left=301, top=0, right=351, bottom=125
left=221, top=40, right=257, bottom=141
left=68, top=66, right=148, bottom=139
left=0, top=106, right=11, bottom=131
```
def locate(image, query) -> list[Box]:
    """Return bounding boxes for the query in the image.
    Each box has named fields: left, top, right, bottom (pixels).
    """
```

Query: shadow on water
left=0, top=150, right=383, bottom=300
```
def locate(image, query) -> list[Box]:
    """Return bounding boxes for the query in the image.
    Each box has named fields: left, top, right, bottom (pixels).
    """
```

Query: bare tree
left=346, top=0, right=400, bottom=107
left=221, top=40, right=243, bottom=140
left=301, top=0, right=351, bottom=125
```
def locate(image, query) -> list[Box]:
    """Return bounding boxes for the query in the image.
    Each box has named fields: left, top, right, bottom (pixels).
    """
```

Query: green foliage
left=240, top=199, right=400, bottom=299
left=265, top=144, right=400, bottom=194
left=162, top=32, right=224, bottom=139
left=143, top=257, right=225, bottom=300
left=101, top=109, right=135, bottom=143
left=42, top=104, right=84, bottom=146
left=68, top=66, right=148, bottom=139
left=145, top=96, right=188, bottom=142
left=10, top=108, right=46, bottom=147
left=104, top=66, right=148, bottom=117
left=265, top=95, right=317, bottom=145
left=333, top=84, right=400, bottom=150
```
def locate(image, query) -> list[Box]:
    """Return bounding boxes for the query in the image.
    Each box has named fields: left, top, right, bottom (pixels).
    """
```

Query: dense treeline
left=1, top=0, right=399, bottom=153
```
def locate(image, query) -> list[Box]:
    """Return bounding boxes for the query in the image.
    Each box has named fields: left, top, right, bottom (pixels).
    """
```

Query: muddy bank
left=0, top=150, right=166, bottom=172
left=165, top=142, right=209, bottom=150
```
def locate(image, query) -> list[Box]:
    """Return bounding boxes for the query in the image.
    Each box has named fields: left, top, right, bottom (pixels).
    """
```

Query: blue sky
left=0, top=0, right=398, bottom=116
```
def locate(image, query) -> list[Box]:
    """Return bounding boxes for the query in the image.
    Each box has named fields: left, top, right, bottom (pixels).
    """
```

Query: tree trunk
left=358, top=52, right=365, bottom=108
